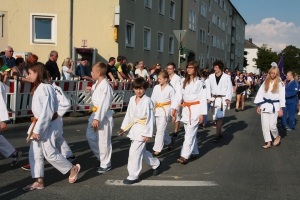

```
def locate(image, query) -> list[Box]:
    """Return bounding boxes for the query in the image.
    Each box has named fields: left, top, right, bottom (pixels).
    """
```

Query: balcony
left=231, top=37, right=235, bottom=44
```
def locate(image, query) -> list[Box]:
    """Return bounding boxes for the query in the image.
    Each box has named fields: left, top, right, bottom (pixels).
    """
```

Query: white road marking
left=105, top=180, right=218, bottom=186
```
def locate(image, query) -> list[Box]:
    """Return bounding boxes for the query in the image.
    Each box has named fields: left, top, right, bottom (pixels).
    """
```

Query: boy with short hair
left=85, top=62, right=114, bottom=173
left=118, top=78, right=161, bottom=184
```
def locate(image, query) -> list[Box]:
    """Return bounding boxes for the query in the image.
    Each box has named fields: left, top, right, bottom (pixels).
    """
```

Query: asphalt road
left=1, top=100, right=300, bottom=200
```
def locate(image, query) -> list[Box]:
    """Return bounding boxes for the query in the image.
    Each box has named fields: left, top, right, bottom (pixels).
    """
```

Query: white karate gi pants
left=153, top=116, right=172, bottom=152
left=0, top=135, right=15, bottom=158
left=55, top=116, right=73, bottom=158
left=29, top=119, right=73, bottom=178
left=181, top=121, right=199, bottom=159
left=127, top=140, right=160, bottom=180
left=86, top=117, right=112, bottom=168
left=212, top=106, right=226, bottom=120
left=261, top=112, right=279, bottom=142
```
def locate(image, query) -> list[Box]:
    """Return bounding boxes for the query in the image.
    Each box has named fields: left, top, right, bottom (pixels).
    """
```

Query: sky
left=230, top=0, right=300, bottom=52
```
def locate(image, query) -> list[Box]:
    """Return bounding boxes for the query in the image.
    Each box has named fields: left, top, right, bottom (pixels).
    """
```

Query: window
left=143, top=27, right=151, bottom=50
left=158, top=0, right=165, bottom=15
left=200, top=3, right=207, bottom=18
left=131, top=0, right=136, bottom=2
left=157, top=32, right=164, bottom=52
left=222, top=20, right=225, bottom=31
left=208, top=0, right=212, bottom=12
left=207, top=21, right=211, bottom=35
left=144, top=0, right=152, bottom=9
left=212, top=35, right=216, bottom=47
left=125, top=21, right=135, bottom=48
left=217, top=16, right=221, bottom=28
left=221, top=40, right=224, bottom=50
left=170, top=1, right=175, bottom=20
left=212, top=13, right=217, bottom=25
left=169, top=36, right=174, bottom=54
left=189, top=9, right=196, bottom=31
left=30, top=13, right=57, bottom=44
left=199, top=29, right=206, bottom=43
left=223, top=2, right=226, bottom=12
left=200, top=55, right=204, bottom=68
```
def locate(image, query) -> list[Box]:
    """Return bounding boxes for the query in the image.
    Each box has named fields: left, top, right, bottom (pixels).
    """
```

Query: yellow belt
left=89, top=106, right=98, bottom=113
left=153, top=101, right=171, bottom=116
left=122, top=118, right=147, bottom=132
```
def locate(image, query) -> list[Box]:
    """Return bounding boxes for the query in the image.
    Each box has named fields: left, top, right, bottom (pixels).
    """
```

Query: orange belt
left=26, top=112, right=58, bottom=143
left=153, top=101, right=171, bottom=116
left=179, top=101, right=200, bottom=125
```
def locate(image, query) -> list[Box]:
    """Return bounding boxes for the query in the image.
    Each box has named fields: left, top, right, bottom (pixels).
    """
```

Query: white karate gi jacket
left=209, top=73, right=233, bottom=107
left=121, top=95, right=155, bottom=141
left=86, top=79, right=114, bottom=127
left=205, top=78, right=211, bottom=100
left=0, top=82, right=9, bottom=122
left=171, top=77, right=207, bottom=124
left=151, top=84, right=175, bottom=119
left=169, top=74, right=182, bottom=92
left=254, top=81, right=285, bottom=113
left=28, top=83, right=59, bottom=140
left=52, top=83, right=71, bottom=117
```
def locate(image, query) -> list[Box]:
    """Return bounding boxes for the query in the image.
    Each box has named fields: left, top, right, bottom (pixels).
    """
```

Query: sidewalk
left=7, top=111, right=126, bottom=131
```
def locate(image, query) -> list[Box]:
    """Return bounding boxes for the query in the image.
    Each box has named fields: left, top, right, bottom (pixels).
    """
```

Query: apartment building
left=244, top=38, right=260, bottom=74
left=0, top=0, right=181, bottom=71
left=0, top=0, right=245, bottom=72
left=181, top=0, right=246, bottom=71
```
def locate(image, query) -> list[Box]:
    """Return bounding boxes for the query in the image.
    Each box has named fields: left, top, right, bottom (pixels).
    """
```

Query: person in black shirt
left=45, top=51, right=60, bottom=80
left=106, top=57, right=119, bottom=86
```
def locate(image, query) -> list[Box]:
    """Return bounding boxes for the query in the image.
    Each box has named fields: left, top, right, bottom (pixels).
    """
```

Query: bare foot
left=69, top=165, right=79, bottom=178
left=273, top=136, right=281, bottom=146
left=32, top=181, right=44, bottom=188
left=262, top=142, right=271, bottom=149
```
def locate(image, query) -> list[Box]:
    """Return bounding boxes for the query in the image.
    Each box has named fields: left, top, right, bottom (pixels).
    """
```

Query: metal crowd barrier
left=4, top=79, right=156, bottom=123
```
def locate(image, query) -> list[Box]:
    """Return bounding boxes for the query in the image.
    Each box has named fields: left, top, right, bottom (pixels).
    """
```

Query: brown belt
left=26, top=112, right=58, bottom=143
left=212, top=95, right=225, bottom=112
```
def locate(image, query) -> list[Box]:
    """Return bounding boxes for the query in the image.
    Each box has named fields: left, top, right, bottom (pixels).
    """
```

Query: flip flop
left=23, top=184, right=44, bottom=192
left=69, top=164, right=81, bottom=183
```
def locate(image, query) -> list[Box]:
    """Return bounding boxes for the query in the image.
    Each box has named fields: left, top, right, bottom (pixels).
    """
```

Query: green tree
left=254, top=44, right=279, bottom=73
left=279, top=45, right=300, bottom=74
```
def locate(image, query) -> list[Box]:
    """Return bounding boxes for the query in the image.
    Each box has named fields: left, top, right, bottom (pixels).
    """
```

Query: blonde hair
left=92, top=62, right=107, bottom=74
left=62, top=57, right=72, bottom=67
left=127, top=62, right=134, bottom=71
left=264, top=66, right=280, bottom=93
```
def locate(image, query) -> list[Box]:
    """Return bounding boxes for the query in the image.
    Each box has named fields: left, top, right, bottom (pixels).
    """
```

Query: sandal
left=69, top=164, right=81, bottom=183
left=23, top=184, right=44, bottom=192
left=177, top=157, right=188, bottom=164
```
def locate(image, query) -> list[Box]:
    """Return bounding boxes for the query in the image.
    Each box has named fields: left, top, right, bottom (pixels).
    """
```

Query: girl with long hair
left=23, top=62, right=80, bottom=191
left=254, top=66, right=285, bottom=149
left=171, top=61, right=207, bottom=164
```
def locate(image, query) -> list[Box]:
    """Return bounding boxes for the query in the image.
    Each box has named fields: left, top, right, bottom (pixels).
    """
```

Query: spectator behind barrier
left=62, top=57, right=74, bottom=80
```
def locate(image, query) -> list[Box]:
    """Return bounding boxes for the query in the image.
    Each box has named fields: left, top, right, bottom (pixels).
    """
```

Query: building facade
left=0, top=0, right=245, bottom=72
left=181, top=0, right=246, bottom=71
left=244, top=38, right=260, bottom=74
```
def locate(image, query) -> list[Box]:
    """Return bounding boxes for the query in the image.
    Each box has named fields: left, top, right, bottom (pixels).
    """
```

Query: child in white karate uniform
left=119, top=78, right=161, bottom=184
left=0, top=71, right=22, bottom=167
left=171, top=61, right=207, bottom=164
left=85, top=62, right=114, bottom=173
left=21, top=74, right=76, bottom=171
left=23, top=62, right=80, bottom=192
left=151, top=70, right=175, bottom=156
left=254, top=66, right=285, bottom=148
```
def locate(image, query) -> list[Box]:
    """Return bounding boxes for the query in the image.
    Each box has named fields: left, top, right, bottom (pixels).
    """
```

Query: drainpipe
left=69, top=0, right=73, bottom=58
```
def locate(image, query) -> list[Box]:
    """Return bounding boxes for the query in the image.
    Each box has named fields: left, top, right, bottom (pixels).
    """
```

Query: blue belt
left=257, top=98, right=279, bottom=113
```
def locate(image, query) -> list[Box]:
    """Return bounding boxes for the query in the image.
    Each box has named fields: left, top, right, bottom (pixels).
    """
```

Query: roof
left=244, top=39, right=258, bottom=49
